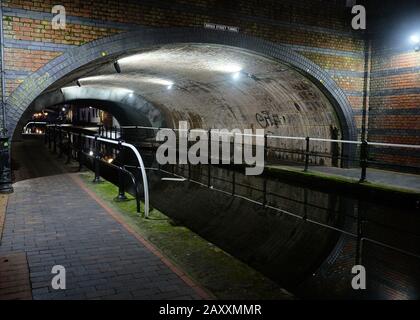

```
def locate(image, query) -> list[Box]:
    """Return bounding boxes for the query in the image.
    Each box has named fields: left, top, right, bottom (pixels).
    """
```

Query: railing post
left=264, top=133, right=268, bottom=164
left=116, top=139, right=127, bottom=201
left=360, top=139, right=368, bottom=182
left=58, top=126, right=63, bottom=158
left=78, top=132, right=83, bottom=171
left=262, top=178, right=267, bottom=208
left=47, top=126, right=51, bottom=149
left=187, top=129, right=191, bottom=181
left=208, top=129, right=211, bottom=188
left=232, top=169, right=236, bottom=196
left=356, top=200, right=364, bottom=265
left=44, top=125, right=48, bottom=144
left=53, top=125, right=57, bottom=153
left=304, top=136, right=310, bottom=171
left=92, top=135, right=101, bottom=183
left=66, top=130, right=71, bottom=164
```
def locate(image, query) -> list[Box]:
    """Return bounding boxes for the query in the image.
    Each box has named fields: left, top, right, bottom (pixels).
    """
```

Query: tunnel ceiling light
left=113, top=61, right=121, bottom=73
left=117, top=53, right=144, bottom=65
left=78, top=74, right=173, bottom=89
left=222, top=64, right=242, bottom=73
left=232, top=72, right=241, bottom=80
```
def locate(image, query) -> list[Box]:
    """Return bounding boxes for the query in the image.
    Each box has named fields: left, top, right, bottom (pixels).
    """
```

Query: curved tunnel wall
left=7, top=28, right=360, bottom=296
left=7, top=28, right=356, bottom=154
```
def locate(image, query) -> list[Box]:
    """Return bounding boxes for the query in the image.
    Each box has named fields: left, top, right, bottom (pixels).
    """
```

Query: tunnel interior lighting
left=89, top=151, right=94, bottom=156
left=232, top=72, right=241, bottom=80
left=223, top=64, right=242, bottom=73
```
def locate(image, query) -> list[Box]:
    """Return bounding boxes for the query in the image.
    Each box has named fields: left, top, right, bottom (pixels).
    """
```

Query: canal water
left=146, top=164, right=420, bottom=300
left=72, top=137, right=420, bottom=299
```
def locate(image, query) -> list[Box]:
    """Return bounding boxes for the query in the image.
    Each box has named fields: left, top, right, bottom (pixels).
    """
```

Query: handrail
left=23, top=121, right=47, bottom=132
left=83, top=150, right=142, bottom=213
left=83, top=134, right=150, bottom=217
left=119, top=125, right=419, bottom=149
left=47, top=124, right=150, bottom=217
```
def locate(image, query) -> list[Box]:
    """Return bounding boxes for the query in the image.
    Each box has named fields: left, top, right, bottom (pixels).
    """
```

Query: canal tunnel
left=10, top=32, right=417, bottom=299
left=15, top=43, right=355, bottom=168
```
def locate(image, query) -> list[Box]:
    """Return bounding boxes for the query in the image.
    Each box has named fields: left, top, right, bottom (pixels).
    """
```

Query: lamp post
left=410, top=34, right=420, bottom=52
left=0, top=1, right=13, bottom=194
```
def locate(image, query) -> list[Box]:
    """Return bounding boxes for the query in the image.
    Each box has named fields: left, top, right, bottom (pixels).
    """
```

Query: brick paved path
left=0, top=173, right=202, bottom=300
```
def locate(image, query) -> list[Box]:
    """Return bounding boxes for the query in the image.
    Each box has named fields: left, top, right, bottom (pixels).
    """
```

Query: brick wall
left=0, top=0, right=418, bottom=167
left=0, top=1, right=364, bottom=103
left=367, top=29, right=420, bottom=169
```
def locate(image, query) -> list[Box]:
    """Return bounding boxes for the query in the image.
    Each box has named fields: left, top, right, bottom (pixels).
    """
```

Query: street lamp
left=410, top=34, right=420, bottom=51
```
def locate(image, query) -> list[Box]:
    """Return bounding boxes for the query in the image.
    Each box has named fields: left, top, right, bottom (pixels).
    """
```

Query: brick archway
left=6, top=27, right=357, bottom=142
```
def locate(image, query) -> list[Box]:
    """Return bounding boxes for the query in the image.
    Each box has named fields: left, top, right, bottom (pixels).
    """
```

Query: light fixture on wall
left=113, top=61, right=121, bottom=73
left=410, top=34, right=420, bottom=52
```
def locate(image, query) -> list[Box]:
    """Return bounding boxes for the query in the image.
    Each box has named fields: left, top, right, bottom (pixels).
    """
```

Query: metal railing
left=45, top=124, right=150, bottom=217
left=22, top=121, right=47, bottom=134
left=44, top=124, right=420, bottom=269
left=113, top=125, right=420, bottom=180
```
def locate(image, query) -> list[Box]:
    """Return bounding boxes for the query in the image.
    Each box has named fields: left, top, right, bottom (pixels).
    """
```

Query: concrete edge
left=265, top=166, right=420, bottom=206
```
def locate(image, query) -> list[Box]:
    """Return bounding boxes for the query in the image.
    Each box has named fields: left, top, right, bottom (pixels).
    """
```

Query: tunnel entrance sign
left=204, top=23, right=239, bottom=33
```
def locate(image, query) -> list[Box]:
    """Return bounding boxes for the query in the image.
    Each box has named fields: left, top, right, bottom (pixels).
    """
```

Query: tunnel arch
left=6, top=27, right=356, bottom=148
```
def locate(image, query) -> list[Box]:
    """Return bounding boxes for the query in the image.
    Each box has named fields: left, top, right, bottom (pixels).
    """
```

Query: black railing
left=45, top=124, right=147, bottom=215
left=45, top=124, right=420, bottom=269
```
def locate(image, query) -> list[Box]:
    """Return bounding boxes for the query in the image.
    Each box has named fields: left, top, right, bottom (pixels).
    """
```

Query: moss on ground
left=79, top=172, right=293, bottom=300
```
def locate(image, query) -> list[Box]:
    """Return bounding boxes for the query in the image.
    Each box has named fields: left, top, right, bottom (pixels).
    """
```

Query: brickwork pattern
left=0, top=174, right=201, bottom=300
left=0, top=0, right=418, bottom=166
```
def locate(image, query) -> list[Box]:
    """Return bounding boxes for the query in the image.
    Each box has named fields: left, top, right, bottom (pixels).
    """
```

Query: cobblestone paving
left=0, top=174, right=201, bottom=300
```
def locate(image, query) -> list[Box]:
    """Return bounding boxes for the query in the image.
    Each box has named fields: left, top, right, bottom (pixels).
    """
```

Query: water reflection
left=147, top=164, right=420, bottom=299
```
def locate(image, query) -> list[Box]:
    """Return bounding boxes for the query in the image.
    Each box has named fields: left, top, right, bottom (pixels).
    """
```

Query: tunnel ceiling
left=38, top=43, right=343, bottom=139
